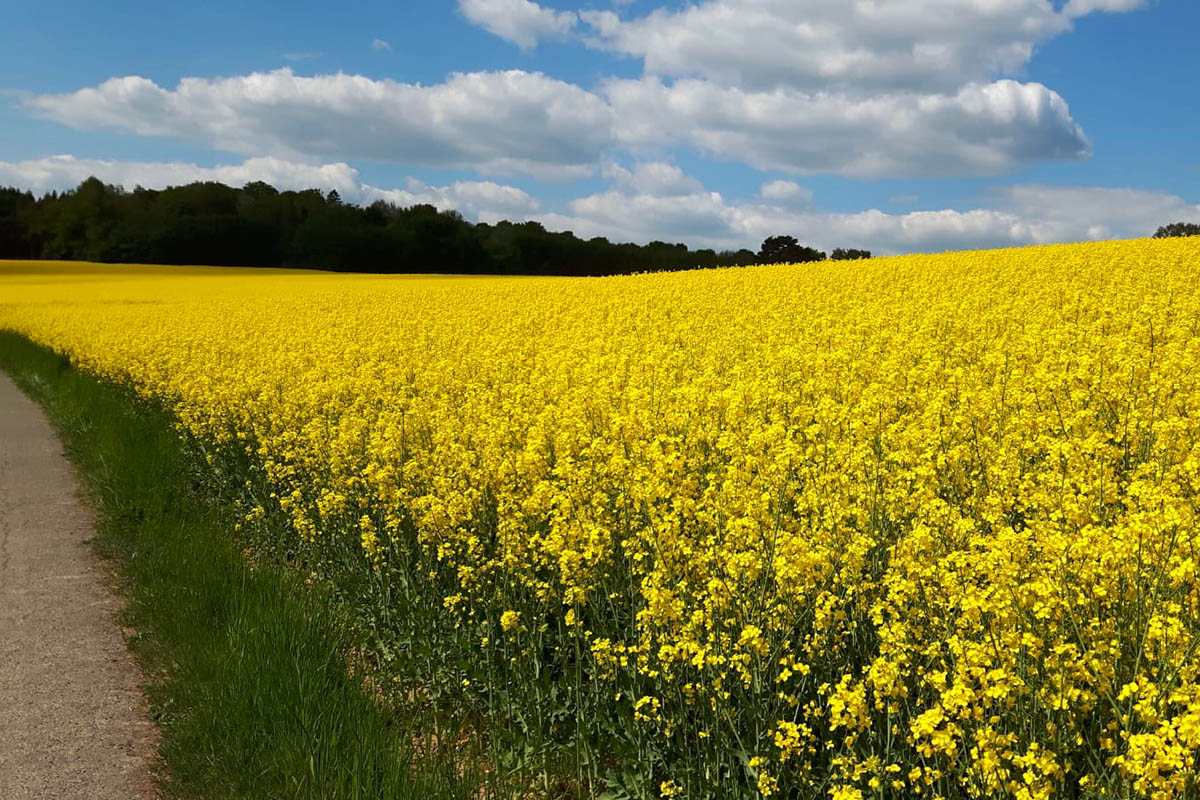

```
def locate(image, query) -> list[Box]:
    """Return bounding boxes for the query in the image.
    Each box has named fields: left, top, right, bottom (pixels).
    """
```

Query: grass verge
left=0, top=330, right=475, bottom=800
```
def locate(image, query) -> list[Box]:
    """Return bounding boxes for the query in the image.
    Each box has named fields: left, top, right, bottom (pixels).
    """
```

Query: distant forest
left=0, top=178, right=869, bottom=276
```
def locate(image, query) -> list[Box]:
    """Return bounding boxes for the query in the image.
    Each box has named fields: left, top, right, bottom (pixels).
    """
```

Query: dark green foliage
left=0, top=179, right=769, bottom=275
left=830, top=248, right=871, bottom=260
left=758, top=234, right=826, bottom=264
left=1, top=178, right=863, bottom=275
left=1153, top=222, right=1200, bottom=238
left=0, top=186, right=35, bottom=258
left=0, top=332, right=477, bottom=800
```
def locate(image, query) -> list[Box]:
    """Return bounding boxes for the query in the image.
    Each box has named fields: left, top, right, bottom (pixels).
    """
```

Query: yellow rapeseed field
left=2, top=239, right=1198, bottom=799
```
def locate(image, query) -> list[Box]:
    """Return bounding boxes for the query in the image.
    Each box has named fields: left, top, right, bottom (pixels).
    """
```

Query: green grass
left=0, top=331, right=476, bottom=800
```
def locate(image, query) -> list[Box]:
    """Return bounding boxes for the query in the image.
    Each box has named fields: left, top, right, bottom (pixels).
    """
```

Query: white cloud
left=24, top=69, right=614, bottom=181
left=537, top=189, right=732, bottom=243
left=582, top=0, right=1148, bottom=93
left=1063, top=0, right=1149, bottom=17
left=606, top=77, right=1090, bottom=178
left=1000, top=184, right=1198, bottom=241
left=371, top=39, right=393, bottom=52
left=530, top=169, right=1199, bottom=254
left=364, top=177, right=539, bottom=216
left=282, top=51, right=322, bottom=62
left=760, top=180, right=812, bottom=205
left=0, top=154, right=363, bottom=196
left=20, top=59, right=1098, bottom=182
left=458, top=0, right=577, bottom=49
left=0, top=154, right=537, bottom=221
left=602, top=161, right=704, bottom=196
left=18, top=0, right=1136, bottom=190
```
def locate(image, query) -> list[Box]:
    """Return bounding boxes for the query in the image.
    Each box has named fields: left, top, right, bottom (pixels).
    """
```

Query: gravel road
left=0, top=371, right=157, bottom=799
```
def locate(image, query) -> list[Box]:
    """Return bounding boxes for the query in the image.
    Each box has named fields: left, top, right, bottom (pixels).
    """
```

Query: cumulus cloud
left=451, top=1, right=1138, bottom=179
left=581, top=0, right=1148, bottom=92
left=760, top=180, right=813, bottom=205
left=21, top=67, right=1092, bottom=182
left=0, top=154, right=537, bottom=221
left=24, top=69, right=614, bottom=180
left=606, top=77, right=1090, bottom=177
left=602, top=161, right=704, bottom=196
left=530, top=167, right=1199, bottom=254
left=0, top=154, right=362, bottom=196
left=1063, top=0, right=1149, bottom=17
left=371, top=39, right=393, bottom=52
left=458, top=0, right=577, bottom=49
left=537, top=190, right=731, bottom=244
left=1001, top=184, right=1199, bottom=241
left=364, top=177, right=539, bottom=217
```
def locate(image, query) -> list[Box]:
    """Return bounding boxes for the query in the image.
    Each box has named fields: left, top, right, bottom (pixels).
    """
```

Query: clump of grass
left=0, top=331, right=476, bottom=800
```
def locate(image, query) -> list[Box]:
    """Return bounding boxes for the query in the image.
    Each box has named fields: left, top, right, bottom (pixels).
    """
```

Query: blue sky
left=1, top=0, right=1197, bottom=254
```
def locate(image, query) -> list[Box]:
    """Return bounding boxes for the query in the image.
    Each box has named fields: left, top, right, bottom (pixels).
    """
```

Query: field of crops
left=1, top=240, right=1198, bottom=800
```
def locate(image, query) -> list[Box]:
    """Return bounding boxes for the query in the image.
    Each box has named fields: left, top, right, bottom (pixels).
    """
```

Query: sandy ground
left=0, top=371, right=157, bottom=799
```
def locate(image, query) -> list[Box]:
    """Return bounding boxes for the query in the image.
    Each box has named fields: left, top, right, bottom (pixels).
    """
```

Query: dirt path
left=0, top=371, right=157, bottom=799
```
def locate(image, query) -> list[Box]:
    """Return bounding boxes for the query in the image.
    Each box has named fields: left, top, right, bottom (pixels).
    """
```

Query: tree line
left=0, top=178, right=871, bottom=275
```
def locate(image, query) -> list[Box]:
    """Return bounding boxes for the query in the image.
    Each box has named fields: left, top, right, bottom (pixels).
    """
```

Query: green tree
left=830, top=248, right=871, bottom=260
left=758, top=235, right=825, bottom=264
left=0, top=187, right=35, bottom=258
left=1153, top=222, right=1200, bottom=238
